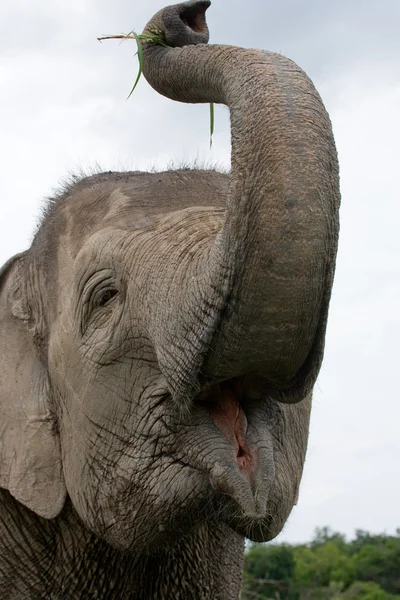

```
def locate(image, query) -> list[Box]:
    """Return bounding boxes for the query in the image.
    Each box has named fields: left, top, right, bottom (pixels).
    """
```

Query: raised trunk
left=142, top=1, right=340, bottom=404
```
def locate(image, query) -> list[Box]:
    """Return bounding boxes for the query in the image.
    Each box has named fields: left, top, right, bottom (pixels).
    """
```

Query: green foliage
left=242, top=529, right=400, bottom=600
left=342, top=581, right=399, bottom=600
left=294, top=540, right=355, bottom=589
left=351, top=534, right=400, bottom=594
left=243, top=543, right=295, bottom=599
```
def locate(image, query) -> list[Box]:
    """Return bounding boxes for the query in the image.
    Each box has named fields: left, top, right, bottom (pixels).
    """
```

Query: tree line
left=242, top=527, right=400, bottom=600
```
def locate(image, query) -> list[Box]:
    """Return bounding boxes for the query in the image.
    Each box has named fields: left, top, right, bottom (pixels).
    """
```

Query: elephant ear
left=0, top=252, right=66, bottom=519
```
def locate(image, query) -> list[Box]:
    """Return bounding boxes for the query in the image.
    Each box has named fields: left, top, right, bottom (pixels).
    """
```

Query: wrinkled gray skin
left=0, top=1, right=340, bottom=598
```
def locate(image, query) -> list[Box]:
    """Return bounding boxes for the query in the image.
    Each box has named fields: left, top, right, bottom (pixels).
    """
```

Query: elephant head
left=0, top=0, right=339, bottom=552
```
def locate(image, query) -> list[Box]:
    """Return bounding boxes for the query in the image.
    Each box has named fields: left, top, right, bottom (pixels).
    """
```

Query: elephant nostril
left=179, top=2, right=210, bottom=35
left=159, top=1, right=210, bottom=48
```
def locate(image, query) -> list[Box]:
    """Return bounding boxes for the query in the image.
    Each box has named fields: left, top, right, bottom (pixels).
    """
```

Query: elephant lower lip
left=206, top=386, right=255, bottom=476
left=195, top=378, right=262, bottom=478
left=192, top=377, right=274, bottom=518
left=208, top=443, right=270, bottom=519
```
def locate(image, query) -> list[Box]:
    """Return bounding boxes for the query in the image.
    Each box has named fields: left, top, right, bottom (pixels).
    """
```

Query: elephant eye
left=78, top=272, right=122, bottom=336
left=94, top=288, right=119, bottom=308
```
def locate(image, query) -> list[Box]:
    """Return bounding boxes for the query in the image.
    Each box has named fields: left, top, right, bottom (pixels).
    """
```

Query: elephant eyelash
left=89, top=281, right=119, bottom=313
left=78, top=272, right=120, bottom=334
left=94, top=288, right=119, bottom=308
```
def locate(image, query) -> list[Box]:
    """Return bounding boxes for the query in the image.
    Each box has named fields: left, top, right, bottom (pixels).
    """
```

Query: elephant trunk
left=142, top=1, right=340, bottom=404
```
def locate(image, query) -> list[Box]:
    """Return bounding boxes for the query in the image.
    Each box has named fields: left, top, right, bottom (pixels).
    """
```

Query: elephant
left=0, top=0, right=340, bottom=598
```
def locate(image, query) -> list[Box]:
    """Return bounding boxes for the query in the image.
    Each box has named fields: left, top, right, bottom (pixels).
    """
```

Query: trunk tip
left=160, top=1, right=211, bottom=47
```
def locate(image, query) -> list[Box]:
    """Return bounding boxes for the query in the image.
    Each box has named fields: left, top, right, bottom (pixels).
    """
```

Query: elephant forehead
left=57, top=170, right=228, bottom=259
left=31, top=170, right=229, bottom=308
left=103, top=189, right=155, bottom=228
left=61, top=187, right=152, bottom=257
left=67, top=205, right=224, bottom=274
left=38, top=169, right=228, bottom=308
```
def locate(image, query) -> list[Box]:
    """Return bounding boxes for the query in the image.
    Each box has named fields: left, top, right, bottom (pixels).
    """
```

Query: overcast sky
left=1, top=0, right=399, bottom=544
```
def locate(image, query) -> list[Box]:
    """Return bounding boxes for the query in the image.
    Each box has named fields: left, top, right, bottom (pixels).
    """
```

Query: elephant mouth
left=193, top=377, right=275, bottom=523
left=196, top=380, right=254, bottom=477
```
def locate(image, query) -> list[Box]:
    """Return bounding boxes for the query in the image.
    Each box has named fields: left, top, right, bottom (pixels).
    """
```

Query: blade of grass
left=98, top=29, right=217, bottom=147
left=127, top=32, right=143, bottom=99
left=209, top=102, right=215, bottom=148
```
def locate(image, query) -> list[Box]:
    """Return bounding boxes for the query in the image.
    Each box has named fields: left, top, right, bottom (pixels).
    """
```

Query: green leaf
left=118, top=29, right=216, bottom=148
left=209, top=102, right=214, bottom=148
left=127, top=31, right=143, bottom=99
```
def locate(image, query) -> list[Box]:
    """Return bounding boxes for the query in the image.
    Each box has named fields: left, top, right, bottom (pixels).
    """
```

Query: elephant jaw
left=195, top=378, right=274, bottom=522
